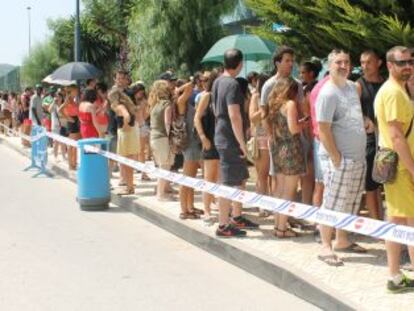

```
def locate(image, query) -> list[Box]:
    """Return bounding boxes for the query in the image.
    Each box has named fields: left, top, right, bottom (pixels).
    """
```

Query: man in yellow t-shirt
left=375, top=46, right=414, bottom=293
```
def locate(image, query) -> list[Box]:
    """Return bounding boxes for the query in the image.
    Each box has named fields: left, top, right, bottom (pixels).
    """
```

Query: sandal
left=191, top=207, right=205, bottom=215
left=115, top=187, right=135, bottom=196
left=318, top=254, right=344, bottom=267
left=333, top=243, right=367, bottom=254
left=179, top=211, right=200, bottom=220
left=141, top=173, right=151, bottom=181
left=288, top=217, right=308, bottom=230
left=258, top=209, right=271, bottom=218
left=401, top=263, right=414, bottom=272
left=274, top=227, right=299, bottom=238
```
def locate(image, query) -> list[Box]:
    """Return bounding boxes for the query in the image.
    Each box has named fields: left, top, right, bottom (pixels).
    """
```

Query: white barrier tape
left=6, top=127, right=414, bottom=247
left=83, top=144, right=414, bottom=247
left=0, top=123, right=40, bottom=142
left=47, top=132, right=78, bottom=147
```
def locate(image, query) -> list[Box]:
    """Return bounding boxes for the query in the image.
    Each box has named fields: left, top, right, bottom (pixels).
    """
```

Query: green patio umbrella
left=201, top=34, right=277, bottom=64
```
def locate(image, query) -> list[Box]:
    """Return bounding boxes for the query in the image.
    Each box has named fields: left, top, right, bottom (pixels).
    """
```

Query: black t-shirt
left=212, top=75, right=245, bottom=149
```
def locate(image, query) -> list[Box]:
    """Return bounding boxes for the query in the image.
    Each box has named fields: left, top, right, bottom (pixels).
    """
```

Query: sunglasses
left=391, top=59, right=414, bottom=67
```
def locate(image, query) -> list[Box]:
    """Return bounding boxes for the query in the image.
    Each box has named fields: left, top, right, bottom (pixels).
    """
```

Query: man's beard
left=400, top=72, right=412, bottom=81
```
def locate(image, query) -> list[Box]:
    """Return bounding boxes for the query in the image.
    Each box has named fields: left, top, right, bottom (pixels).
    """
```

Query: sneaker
left=387, top=274, right=414, bottom=293
left=231, top=216, right=259, bottom=230
left=216, top=224, right=247, bottom=238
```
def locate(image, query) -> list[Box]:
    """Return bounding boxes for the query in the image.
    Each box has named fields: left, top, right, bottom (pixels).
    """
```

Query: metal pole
left=74, top=0, right=81, bottom=62
left=27, top=6, right=31, bottom=55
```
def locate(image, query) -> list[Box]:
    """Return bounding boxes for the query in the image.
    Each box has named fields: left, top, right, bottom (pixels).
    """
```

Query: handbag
left=372, top=117, right=413, bottom=184
left=169, top=103, right=189, bottom=154
left=247, top=127, right=259, bottom=163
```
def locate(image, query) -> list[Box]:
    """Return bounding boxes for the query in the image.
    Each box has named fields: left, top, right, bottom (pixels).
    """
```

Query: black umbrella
left=50, top=62, right=101, bottom=81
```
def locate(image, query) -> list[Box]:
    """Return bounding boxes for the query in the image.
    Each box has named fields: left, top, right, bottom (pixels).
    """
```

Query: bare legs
left=179, top=160, right=199, bottom=214
left=68, top=133, right=80, bottom=170
left=313, top=182, right=324, bottom=206
left=274, top=174, right=300, bottom=237
left=301, top=160, right=315, bottom=205
left=366, top=189, right=382, bottom=219
left=156, top=164, right=172, bottom=200
left=202, top=159, right=219, bottom=217
left=218, top=181, right=246, bottom=226
left=386, top=217, right=414, bottom=277
left=255, top=149, right=270, bottom=195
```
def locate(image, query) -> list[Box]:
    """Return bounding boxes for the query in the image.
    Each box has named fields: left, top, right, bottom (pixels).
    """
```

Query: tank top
left=150, top=100, right=170, bottom=140
left=65, top=98, right=79, bottom=117
left=200, top=93, right=215, bottom=142
left=95, top=97, right=109, bottom=125
left=271, top=109, right=298, bottom=141
left=78, top=111, right=98, bottom=138
left=358, top=77, right=383, bottom=123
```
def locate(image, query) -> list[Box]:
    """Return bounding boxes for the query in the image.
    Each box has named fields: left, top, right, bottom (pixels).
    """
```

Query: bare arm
left=388, top=120, right=414, bottom=176
left=286, top=100, right=302, bottom=135
left=30, top=98, right=41, bottom=125
left=194, top=93, right=209, bottom=137
left=318, top=122, right=341, bottom=167
left=176, top=82, right=193, bottom=115
left=115, top=104, right=130, bottom=130
left=194, top=92, right=212, bottom=151
left=164, top=105, right=172, bottom=136
left=249, top=93, right=262, bottom=124
left=228, top=104, right=246, bottom=157
left=48, top=101, right=56, bottom=113
left=356, top=81, right=362, bottom=97
left=86, top=103, right=101, bottom=133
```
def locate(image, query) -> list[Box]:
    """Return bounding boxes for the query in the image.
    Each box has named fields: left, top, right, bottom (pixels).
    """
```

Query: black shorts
left=202, top=146, right=219, bottom=160
left=217, top=148, right=249, bottom=187
left=365, top=135, right=380, bottom=191
left=67, top=117, right=80, bottom=134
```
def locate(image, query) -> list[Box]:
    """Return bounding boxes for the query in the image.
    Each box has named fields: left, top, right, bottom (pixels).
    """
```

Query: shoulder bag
left=372, top=117, right=413, bottom=184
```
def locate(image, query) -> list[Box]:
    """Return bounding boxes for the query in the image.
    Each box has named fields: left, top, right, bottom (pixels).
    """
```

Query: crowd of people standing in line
left=1, top=44, right=414, bottom=293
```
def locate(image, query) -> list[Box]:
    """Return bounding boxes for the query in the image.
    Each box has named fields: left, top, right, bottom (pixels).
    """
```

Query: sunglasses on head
left=391, top=59, right=414, bottom=67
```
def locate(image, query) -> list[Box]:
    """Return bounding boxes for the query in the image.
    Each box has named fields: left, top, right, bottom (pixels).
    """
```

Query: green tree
left=82, top=0, right=137, bottom=68
left=128, top=0, right=237, bottom=83
left=48, top=16, right=119, bottom=76
left=20, top=40, right=62, bottom=87
left=245, top=0, right=414, bottom=60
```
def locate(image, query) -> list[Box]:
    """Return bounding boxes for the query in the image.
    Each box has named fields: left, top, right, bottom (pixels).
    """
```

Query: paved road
left=0, top=145, right=319, bottom=311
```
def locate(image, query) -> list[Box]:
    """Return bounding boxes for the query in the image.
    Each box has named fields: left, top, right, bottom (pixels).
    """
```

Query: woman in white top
left=49, top=92, right=68, bottom=161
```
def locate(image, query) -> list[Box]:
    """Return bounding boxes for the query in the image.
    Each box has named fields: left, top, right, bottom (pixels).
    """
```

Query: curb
left=0, top=137, right=357, bottom=311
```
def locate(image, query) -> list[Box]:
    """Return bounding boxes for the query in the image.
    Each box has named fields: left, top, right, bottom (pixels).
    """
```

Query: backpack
left=169, top=102, right=188, bottom=154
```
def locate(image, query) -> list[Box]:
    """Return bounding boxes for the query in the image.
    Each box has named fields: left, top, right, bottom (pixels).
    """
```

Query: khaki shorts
left=151, top=137, right=174, bottom=167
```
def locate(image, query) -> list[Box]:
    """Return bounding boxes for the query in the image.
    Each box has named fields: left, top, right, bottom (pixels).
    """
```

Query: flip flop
left=334, top=243, right=367, bottom=254
left=401, top=263, right=414, bottom=272
left=318, top=254, right=344, bottom=267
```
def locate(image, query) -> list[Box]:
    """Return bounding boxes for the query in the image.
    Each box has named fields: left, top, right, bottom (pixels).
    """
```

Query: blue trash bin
left=77, top=138, right=110, bottom=211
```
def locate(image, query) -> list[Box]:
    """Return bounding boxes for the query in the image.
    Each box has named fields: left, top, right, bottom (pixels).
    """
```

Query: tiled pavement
left=1, top=134, right=414, bottom=311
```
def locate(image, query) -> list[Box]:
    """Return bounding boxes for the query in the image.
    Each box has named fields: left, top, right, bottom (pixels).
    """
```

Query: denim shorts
left=217, top=148, right=249, bottom=187
left=313, top=138, right=324, bottom=183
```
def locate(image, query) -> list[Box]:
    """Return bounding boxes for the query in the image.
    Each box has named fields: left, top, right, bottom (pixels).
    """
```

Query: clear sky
left=0, top=0, right=83, bottom=66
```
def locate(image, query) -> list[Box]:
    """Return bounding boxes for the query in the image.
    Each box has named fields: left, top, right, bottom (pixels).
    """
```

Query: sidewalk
left=1, top=133, right=414, bottom=311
